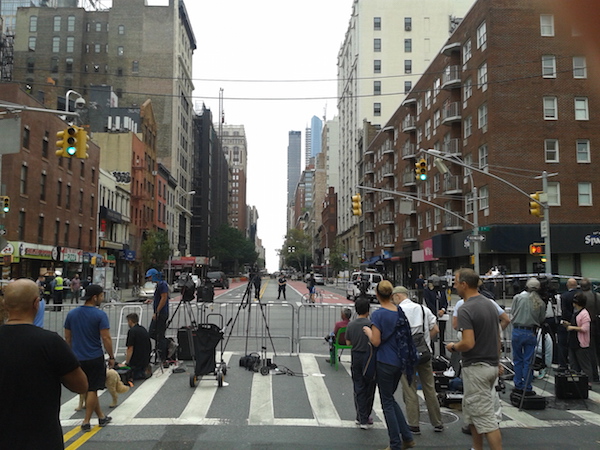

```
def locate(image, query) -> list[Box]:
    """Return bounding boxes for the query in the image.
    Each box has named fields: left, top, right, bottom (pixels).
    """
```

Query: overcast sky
left=183, top=0, right=354, bottom=272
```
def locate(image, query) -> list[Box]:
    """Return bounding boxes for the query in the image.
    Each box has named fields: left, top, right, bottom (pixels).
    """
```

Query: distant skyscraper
left=310, top=115, right=323, bottom=158
left=305, top=125, right=312, bottom=168
left=287, top=131, right=301, bottom=205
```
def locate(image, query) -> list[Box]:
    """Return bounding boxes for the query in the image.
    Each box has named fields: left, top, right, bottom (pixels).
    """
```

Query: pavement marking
left=299, top=353, right=342, bottom=427
left=179, top=352, right=234, bottom=423
left=61, top=390, right=107, bottom=421
left=569, top=410, right=600, bottom=426
left=498, top=401, right=548, bottom=428
left=340, top=359, right=385, bottom=423
left=64, top=424, right=102, bottom=450
left=248, top=369, right=274, bottom=425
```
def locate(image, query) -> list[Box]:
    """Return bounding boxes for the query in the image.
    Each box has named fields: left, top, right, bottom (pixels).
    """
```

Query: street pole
left=472, top=186, right=480, bottom=275
left=542, top=171, right=552, bottom=274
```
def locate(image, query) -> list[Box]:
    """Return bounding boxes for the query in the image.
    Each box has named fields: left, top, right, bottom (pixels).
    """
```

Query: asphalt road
left=50, top=280, right=600, bottom=449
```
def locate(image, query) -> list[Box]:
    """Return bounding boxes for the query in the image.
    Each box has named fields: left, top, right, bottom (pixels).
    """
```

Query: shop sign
left=18, top=242, right=54, bottom=260
left=55, top=247, right=84, bottom=263
left=584, top=231, right=600, bottom=247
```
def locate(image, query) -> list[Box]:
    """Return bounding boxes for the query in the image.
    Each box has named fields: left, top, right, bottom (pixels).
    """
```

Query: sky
left=183, top=0, right=354, bottom=272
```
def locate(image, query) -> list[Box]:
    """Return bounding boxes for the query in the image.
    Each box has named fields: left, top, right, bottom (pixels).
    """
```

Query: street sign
left=0, top=229, right=5, bottom=235
left=540, top=220, right=548, bottom=238
left=479, top=226, right=490, bottom=232
left=468, top=234, right=486, bottom=242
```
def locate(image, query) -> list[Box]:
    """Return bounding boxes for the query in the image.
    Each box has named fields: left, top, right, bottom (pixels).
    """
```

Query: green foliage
left=328, top=238, right=348, bottom=274
left=209, top=224, right=258, bottom=272
left=141, top=230, right=170, bottom=271
left=281, top=229, right=313, bottom=272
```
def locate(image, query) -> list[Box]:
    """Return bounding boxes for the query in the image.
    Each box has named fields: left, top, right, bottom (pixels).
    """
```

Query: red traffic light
left=529, top=243, right=545, bottom=255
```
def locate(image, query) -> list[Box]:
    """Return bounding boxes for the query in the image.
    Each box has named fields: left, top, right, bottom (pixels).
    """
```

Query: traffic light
left=76, top=127, right=89, bottom=159
left=351, top=193, right=362, bottom=216
left=1, top=196, right=9, bottom=213
left=415, top=158, right=428, bottom=181
left=55, top=126, right=78, bottom=157
left=529, top=243, right=545, bottom=255
left=529, top=191, right=543, bottom=217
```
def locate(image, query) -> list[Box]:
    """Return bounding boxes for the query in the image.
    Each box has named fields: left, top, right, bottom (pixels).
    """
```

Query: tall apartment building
left=220, top=124, right=248, bottom=235
left=336, top=0, right=475, bottom=267
left=322, top=117, right=340, bottom=200
left=363, top=0, right=600, bottom=284
left=12, top=0, right=196, bottom=255
left=287, top=130, right=302, bottom=207
left=304, top=125, right=312, bottom=168
left=310, top=115, right=323, bottom=159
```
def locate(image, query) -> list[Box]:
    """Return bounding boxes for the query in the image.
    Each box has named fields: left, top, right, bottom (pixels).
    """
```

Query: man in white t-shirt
left=394, top=286, right=444, bottom=434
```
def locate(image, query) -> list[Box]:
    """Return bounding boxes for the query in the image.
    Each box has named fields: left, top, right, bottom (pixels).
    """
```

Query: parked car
left=207, top=271, right=229, bottom=289
left=138, top=281, right=157, bottom=301
left=313, top=273, right=325, bottom=285
left=346, top=270, right=383, bottom=302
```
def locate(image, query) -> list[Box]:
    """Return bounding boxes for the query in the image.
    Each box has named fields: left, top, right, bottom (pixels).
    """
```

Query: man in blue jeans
left=147, top=268, right=170, bottom=367
left=511, top=278, right=547, bottom=395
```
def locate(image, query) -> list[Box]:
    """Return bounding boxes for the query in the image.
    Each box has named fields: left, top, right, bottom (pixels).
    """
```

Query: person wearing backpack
left=363, top=280, right=419, bottom=450
left=394, top=286, right=444, bottom=434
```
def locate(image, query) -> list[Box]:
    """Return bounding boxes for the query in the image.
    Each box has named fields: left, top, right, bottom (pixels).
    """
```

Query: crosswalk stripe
left=299, top=353, right=342, bottom=427
left=569, top=410, right=600, bottom=426
left=248, top=368, right=274, bottom=425
left=339, top=359, right=385, bottom=423
left=179, top=352, right=234, bottom=423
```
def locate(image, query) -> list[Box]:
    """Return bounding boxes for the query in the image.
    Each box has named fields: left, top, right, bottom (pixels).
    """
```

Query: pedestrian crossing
left=59, top=352, right=600, bottom=433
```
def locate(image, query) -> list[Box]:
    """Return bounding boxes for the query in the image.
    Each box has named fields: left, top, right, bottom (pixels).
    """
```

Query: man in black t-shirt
left=0, top=279, right=88, bottom=449
left=124, top=313, right=152, bottom=379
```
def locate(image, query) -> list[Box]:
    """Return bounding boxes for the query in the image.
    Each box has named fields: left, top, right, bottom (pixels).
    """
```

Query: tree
left=141, top=230, right=170, bottom=272
left=209, top=224, right=258, bottom=273
left=281, top=229, right=313, bottom=272
left=328, top=238, right=348, bottom=276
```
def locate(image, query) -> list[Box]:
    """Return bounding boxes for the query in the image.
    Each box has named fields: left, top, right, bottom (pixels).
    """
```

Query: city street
left=55, top=279, right=600, bottom=449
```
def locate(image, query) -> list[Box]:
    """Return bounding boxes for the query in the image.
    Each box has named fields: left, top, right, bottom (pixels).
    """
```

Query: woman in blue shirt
left=364, top=280, right=417, bottom=450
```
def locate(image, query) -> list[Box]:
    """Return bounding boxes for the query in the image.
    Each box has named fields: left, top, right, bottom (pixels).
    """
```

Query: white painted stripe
left=61, top=417, right=229, bottom=427
left=299, top=353, right=342, bottom=427
left=179, top=352, right=233, bottom=422
left=248, top=370, right=274, bottom=425
left=339, top=359, right=384, bottom=424
left=499, top=400, right=548, bottom=428
left=60, top=389, right=106, bottom=421
left=103, top=366, right=173, bottom=424
left=569, top=410, right=600, bottom=426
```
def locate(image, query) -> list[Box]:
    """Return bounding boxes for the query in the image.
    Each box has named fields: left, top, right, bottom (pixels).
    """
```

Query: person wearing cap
left=394, top=285, right=444, bottom=435
left=146, top=268, right=170, bottom=366
left=64, top=284, right=115, bottom=432
left=510, top=277, right=547, bottom=396
left=0, top=279, right=88, bottom=449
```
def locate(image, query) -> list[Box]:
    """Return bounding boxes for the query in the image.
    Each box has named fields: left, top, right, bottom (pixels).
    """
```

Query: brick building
left=362, top=0, right=600, bottom=284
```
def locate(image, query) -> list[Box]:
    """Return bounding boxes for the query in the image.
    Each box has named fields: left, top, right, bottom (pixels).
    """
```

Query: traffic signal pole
left=542, top=171, right=552, bottom=274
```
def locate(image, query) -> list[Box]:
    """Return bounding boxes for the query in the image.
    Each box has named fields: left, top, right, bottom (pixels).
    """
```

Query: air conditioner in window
left=405, top=26, right=412, bottom=31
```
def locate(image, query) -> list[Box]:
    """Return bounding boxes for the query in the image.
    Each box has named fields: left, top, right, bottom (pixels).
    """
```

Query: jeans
left=351, top=351, right=376, bottom=425
left=377, top=362, right=413, bottom=450
left=149, top=314, right=168, bottom=361
left=512, top=328, right=537, bottom=391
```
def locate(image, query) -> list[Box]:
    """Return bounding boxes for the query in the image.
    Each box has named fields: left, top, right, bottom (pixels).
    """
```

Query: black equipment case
left=555, top=371, right=589, bottom=400
left=177, top=326, right=196, bottom=360
left=509, top=391, right=547, bottom=410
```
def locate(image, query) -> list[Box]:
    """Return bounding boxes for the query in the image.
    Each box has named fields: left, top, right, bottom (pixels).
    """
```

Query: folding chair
left=330, top=326, right=352, bottom=370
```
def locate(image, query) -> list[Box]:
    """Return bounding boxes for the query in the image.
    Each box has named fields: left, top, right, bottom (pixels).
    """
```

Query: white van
left=346, top=270, right=383, bottom=302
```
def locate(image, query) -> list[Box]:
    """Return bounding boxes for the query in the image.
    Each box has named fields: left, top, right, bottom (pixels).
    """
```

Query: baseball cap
left=392, top=286, right=409, bottom=295
left=83, top=284, right=103, bottom=300
left=526, top=277, right=541, bottom=291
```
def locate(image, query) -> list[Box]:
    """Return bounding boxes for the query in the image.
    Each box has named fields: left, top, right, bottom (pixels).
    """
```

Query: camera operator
left=357, top=274, right=370, bottom=301
left=424, top=275, right=448, bottom=357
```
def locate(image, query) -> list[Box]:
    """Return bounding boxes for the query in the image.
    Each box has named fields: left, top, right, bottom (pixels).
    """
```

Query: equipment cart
left=189, top=314, right=227, bottom=388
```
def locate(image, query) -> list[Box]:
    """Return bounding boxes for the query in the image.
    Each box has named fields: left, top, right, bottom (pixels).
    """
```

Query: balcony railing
left=382, top=163, right=394, bottom=177
left=402, top=142, right=416, bottom=159
left=442, top=65, right=461, bottom=89
left=364, top=220, right=375, bottom=232
left=443, top=175, right=461, bottom=194
left=443, top=213, right=463, bottom=231
left=442, top=138, right=460, bottom=154
left=364, top=162, right=375, bottom=174
left=402, top=171, right=416, bottom=187
left=403, top=226, right=417, bottom=241
left=441, top=102, right=461, bottom=124
left=381, top=211, right=395, bottom=223
left=363, top=201, right=374, bottom=213
left=402, top=115, right=416, bottom=132
left=382, top=234, right=396, bottom=247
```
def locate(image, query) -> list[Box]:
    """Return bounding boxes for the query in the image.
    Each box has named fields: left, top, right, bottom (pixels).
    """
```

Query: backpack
left=412, top=305, right=432, bottom=364
left=390, top=306, right=419, bottom=383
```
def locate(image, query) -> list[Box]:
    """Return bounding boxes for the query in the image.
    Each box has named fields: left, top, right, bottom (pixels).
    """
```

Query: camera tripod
left=222, top=273, right=277, bottom=368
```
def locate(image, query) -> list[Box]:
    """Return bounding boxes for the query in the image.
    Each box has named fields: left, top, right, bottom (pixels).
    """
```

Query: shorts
left=462, top=362, right=499, bottom=434
left=309, top=286, right=316, bottom=294
left=80, top=356, right=107, bottom=391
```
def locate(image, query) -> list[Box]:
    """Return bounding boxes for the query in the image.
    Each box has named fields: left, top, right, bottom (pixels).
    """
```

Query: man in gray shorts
left=447, top=268, right=502, bottom=450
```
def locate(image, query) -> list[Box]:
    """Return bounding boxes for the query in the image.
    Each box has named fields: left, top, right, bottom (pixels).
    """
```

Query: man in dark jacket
left=558, top=278, right=579, bottom=369
left=424, top=275, right=448, bottom=356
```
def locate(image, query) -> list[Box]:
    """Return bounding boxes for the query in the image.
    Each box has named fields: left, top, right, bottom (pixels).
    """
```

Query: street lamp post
left=168, top=190, right=196, bottom=283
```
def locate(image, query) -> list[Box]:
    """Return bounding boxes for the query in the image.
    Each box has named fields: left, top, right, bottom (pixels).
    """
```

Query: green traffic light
left=419, top=173, right=427, bottom=181
left=67, top=146, right=76, bottom=156
left=2, top=206, right=8, bottom=213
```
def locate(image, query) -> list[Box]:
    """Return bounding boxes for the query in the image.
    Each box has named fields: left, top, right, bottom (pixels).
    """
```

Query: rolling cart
left=189, top=313, right=228, bottom=388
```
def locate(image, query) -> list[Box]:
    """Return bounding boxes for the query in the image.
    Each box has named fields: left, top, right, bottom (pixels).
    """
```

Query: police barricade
left=101, top=302, right=149, bottom=356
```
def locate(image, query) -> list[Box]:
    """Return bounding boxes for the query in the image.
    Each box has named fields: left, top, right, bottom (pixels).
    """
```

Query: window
left=404, top=39, right=412, bottom=52
left=53, top=16, right=61, bottom=32
left=67, top=15, right=75, bottom=32
left=51, top=57, right=59, bottom=73
left=29, top=16, right=37, bottom=32
left=543, top=96, right=558, bottom=119
left=435, top=208, right=441, bottom=225
left=463, top=77, right=472, bottom=101
left=577, top=139, right=590, bottom=162
left=479, top=144, right=488, bottom=169
left=417, top=99, right=422, bottom=115
left=95, top=22, right=102, bottom=32
left=374, top=17, right=381, bottom=30
left=575, top=97, right=589, bottom=120
left=540, top=14, right=555, bottom=36
left=479, top=185, right=489, bottom=210
left=374, top=39, right=381, bottom=52
left=465, top=192, right=474, bottom=214
left=95, top=43, right=101, bottom=53
left=374, top=59, right=381, bottom=73
left=42, top=132, right=49, bottom=158
left=542, top=55, right=556, bottom=78
left=118, top=24, right=125, bottom=35
left=405, top=17, right=412, bottom=31
left=464, top=153, right=473, bottom=177
left=40, top=173, right=46, bottom=201
left=434, top=110, right=440, bottom=128
left=57, top=181, right=62, bottom=206
left=374, top=102, right=381, bottom=116
left=544, top=182, right=561, bottom=206
left=66, top=36, right=74, bottom=53
left=424, top=90, right=431, bottom=109
left=404, top=60, right=412, bottom=74
left=476, top=21, right=487, bottom=50
left=66, top=58, right=73, bottom=73
left=54, top=220, right=60, bottom=246
left=18, top=212, right=25, bottom=241
left=478, top=103, right=488, bottom=130
left=404, top=81, right=412, bottom=93
left=433, top=78, right=440, bottom=98
left=66, top=185, right=71, bottom=209
left=20, top=165, right=28, bottom=195
left=544, top=139, right=559, bottom=162
left=464, top=116, right=472, bottom=138
left=132, top=61, right=139, bottom=73
left=64, top=222, right=70, bottom=247
left=573, top=56, right=587, bottom=78
left=37, top=216, right=44, bottom=243
left=578, top=182, right=592, bottom=206
left=425, top=119, right=431, bottom=139
left=374, top=80, right=381, bottom=95
left=463, top=40, right=472, bottom=64
left=52, top=37, right=60, bottom=53
left=28, top=37, right=36, bottom=51
left=477, top=63, right=488, bottom=91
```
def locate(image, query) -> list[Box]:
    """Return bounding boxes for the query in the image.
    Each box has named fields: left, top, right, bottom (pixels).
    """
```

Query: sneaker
left=461, top=424, right=472, bottom=435
left=536, top=368, right=547, bottom=379
left=408, top=425, right=421, bottom=435
left=360, top=423, right=373, bottom=430
left=81, top=423, right=91, bottom=432
left=367, top=416, right=374, bottom=425
left=99, top=416, right=112, bottom=427
left=434, top=424, right=444, bottom=432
